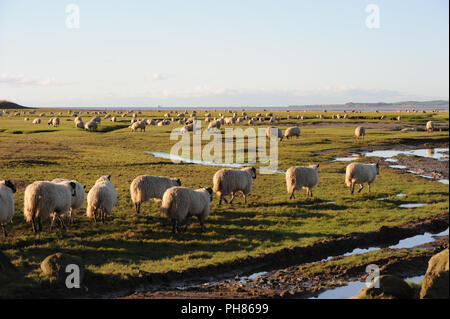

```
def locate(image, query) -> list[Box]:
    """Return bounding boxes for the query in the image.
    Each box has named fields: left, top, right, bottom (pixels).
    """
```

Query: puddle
left=389, top=165, right=407, bottom=169
left=332, top=157, right=357, bottom=162
left=388, top=228, right=449, bottom=250
left=363, top=148, right=449, bottom=161
left=396, top=193, right=406, bottom=197
left=309, top=281, right=365, bottom=299
left=145, top=151, right=245, bottom=168
left=398, top=203, right=428, bottom=208
left=404, top=275, right=424, bottom=284
left=239, top=271, right=269, bottom=283
left=437, top=179, right=449, bottom=185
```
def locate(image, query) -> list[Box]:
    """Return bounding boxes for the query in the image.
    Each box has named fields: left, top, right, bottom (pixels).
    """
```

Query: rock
left=40, top=253, right=84, bottom=283
left=420, top=249, right=449, bottom=299
left=353, top=275, right=414, bottom=299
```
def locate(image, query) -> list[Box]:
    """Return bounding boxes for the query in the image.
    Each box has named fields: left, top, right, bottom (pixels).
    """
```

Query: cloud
left=0, top=74, right=57, bottom=86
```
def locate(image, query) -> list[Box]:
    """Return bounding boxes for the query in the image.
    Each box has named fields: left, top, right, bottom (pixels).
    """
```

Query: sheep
left=284, top=126, right=300, bottom=139
left=355, top=126, right=366, bottom=141
left=24, top=181, right=76, bottom=233
left=111, top=116, right=117, bottom=122
left=47, top=117, right=60, bottom=127
left=207, top=120, right=221, bottom=130
left=84, top=120, right=98, bottom=131
left=266, top=127, right=283, bottom=141
left=224, top=117, right=235, bottom=125
left=286, top=165, right=319, bottom=200
left=86, top=175, right=117, bottom=223
left=130, top=120, right=146, bottom=132
left=345, top=163, right=379, bottom=195
left=248, top=119, right=254, bottom=125
left=32, top=118, right=41, bottom=124
left=130, top=175, right=181, bottom=215
left=160, top=186, right=212, bottom=233
left=0, top=180, right=16, bottom=237
left=75, top=120, right=84, bottom=129
left=426, top=121, right=434, bottom=132
left=24, top=117, right=30, bottom=121
left=212, top=167, right=256, bottom=205
left=51, top=179, right=85, bottom=225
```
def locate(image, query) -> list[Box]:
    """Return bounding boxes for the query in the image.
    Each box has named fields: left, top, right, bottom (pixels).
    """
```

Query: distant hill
left=345, top=100, right=449, bottom=108
left=0, top=100, right=29, bottom=109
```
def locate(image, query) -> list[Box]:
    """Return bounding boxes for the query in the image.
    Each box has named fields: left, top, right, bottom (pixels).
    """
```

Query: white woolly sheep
left=86, top=175, right=117, bottom=223
left=47, top=117, right=60, bottom=127
left=51, top=178, right=85, bottom=225
left=213, top=167, right=256, bottom=205
left=345, top=163, right=379, bottom=195
left=0, top=180, right=16, bottom=237
left=426, top=121, right=434, bottom=132
left=286, top=165, right=319, bottom=200
left=32, top=118, right=41, bottom=124
left=24, top=181, right=76, bottom=233
left=208, top=120, right=221, bottom=130
left=284, top=126, right=300, bottom=139
left=130, top=175, right=182, bottom=215
left=160, top=186, right=212, bottom=233
left=355, top=126, right=366, bottom=140
left=266, top=127, right=283, bottom=141
left=85, top=120, right=98, bottom=131
left=130, top=120, right=146, bottom=132
left=75, top=120, right=84, bottom=129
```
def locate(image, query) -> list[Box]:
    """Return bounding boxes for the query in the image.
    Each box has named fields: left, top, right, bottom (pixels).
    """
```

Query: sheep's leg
left=289, top=191, right=295, bottom=200
left=368, top=183, right=371, bottom=192
left=101, top=208, right=106, bottom=224
left=31, top=216, right=37, bottom=234
left=358, top=184, right=365, bottom=193
left=58, top=215, right=66, bottom=230
left=92, top=209, right=98, bottom=223
left=350, top=182, right=355, bottom=195
left=198, top=216, right=206, bottom=233
left=229, top=193, right=236, bottom=205
left=243, top=193, right=247, bottom=205
left=135, top=202, right=141, bottom=215
left=2, top=224, right=7, bottom=237
left=183, top=217, right=190, bottom=232
left=50, top=213, right=57, bottom=231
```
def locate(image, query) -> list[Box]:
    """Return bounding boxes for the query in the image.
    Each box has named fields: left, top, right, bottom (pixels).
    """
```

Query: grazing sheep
left=32, top=118, right=41, bottom=124
left=160, top=186, right=213, bottom=233
left=284, top=126, right=300, bottom=139
left=208, top=120, right=221, bottom=130
left=130, top=175, right=182, bottom=215
left=51, top=179, right=85, bottom=225
left=24, top=117, right=30, bottom=121
left=248, top=119, right=254, bottom=125
left=24, top=181, right=76, bottom=233
left=47, top=117, right=60, bottom=127
left=426, top=121, right=434, bottom=132
left=266, top=127, right=283, bottom=141
left=345, top=163, right=379, bottom=195
left=224, top=117, right=235, bottom=125
left=212, top=167, right=256, bottom=205
left=84, top=120, right=98, bottom=131
left=0, top=180, right=16, bottom=237
left=355, top=126, right=366, bottom=140
left=111, top=116, right=117, bottom=122
left=86, top=175, right=117, bottom=223
left=75, top=120, right=84, bottom=129
left=286, top=165, right=319, bottom=200
left=130, top=120, right=146, bottom=132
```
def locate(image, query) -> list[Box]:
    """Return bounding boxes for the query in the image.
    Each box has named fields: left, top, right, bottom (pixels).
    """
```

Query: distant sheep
left=130, top=175, right=181, bottom=215
left=286, top=165, right=319, bottom=200
left=86, top=175, right=117, bottom=223
left=32, top=118, right=41, bottom=125
left=213, top=167, right=256, bottom=205
left=24, top=181, right=76, bottom=233
left=0, top=180, right=16, bottom=237
left=75, top=120, right=84, bottom=129
left=51, top=179, right=85, bottom=225
left=426, top=121, right=434, bottom=132
left=284, top=126, right=300, bottom=139
left=355, top=126, right=366, bottom=140
left=130, top=120, right=146, bottom=132
left=84, top=120, right=98, bottom=131
left=208, top=120, right=221, bottom=130
left=266, top=127, right=283, bottom=141
left=160, top=186, right=213, bottom=233
left=47, top=117, right=60, bottom=127
left=345, top=163, right=379, bottom=195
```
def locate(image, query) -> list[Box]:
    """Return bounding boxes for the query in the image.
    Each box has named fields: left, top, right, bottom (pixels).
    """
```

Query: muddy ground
left=121, top=212, right=449, bottom=299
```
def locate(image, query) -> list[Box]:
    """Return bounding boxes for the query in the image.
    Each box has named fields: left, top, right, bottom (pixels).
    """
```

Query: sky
left=0, top=0, right=448, bottom=108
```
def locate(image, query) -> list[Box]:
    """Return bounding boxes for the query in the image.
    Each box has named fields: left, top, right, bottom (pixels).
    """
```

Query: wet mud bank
left=120, top=212, right=449, bottom=298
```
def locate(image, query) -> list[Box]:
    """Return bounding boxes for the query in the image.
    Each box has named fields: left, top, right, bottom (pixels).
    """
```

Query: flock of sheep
left=0, top=109, right=439, bottom=237
left=0, top=157, right=379, bottom=236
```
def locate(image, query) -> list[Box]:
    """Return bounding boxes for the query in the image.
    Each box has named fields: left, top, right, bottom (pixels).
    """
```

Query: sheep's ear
left=107, top=175, right=111, bottom=180
left=70, top=182, right=76, bottom=189
left=83, top=185, right=86, bottom=189
left=177, top=179, right=181, bottom=186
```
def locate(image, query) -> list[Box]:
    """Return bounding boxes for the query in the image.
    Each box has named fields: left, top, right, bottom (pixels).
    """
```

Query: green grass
left=0, top=109, right=448, bottom=296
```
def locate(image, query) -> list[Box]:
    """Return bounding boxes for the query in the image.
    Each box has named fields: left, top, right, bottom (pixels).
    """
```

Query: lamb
left=345, top=163, right=379, bottom=195
left=266, top=127, right=283, bottom=141
left=286, top=165, right=319, bottom=200
left=355, top=126, right=366, bottom=140
left=84, top=120, right=98, bottom=131
left=426, top=121, right=434, bottom=132
left=23, top=181, right=76, bottom=233
left=0, top=180, right=16, bottom=237
left=130, top=175, right=181, bottom=215
left=86, top=175, right=117, bottom=223
left=160, top=186, right=212, bottom=233
left=212, top=167, right=256, bottom=205
left=284, top=126, right=300, bottom=139
left=51, top=179, right=85, bottom=225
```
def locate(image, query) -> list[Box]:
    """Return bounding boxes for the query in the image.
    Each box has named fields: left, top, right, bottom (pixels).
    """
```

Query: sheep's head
left=249, top=167, right=257, bottom=179
left=375, top=163, right=380, bottom=175
left=4, top=180, right=16, bottom=193
left=310, top=164, right=319, bottom=171
left=175, top=178, right=182, bottom=186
